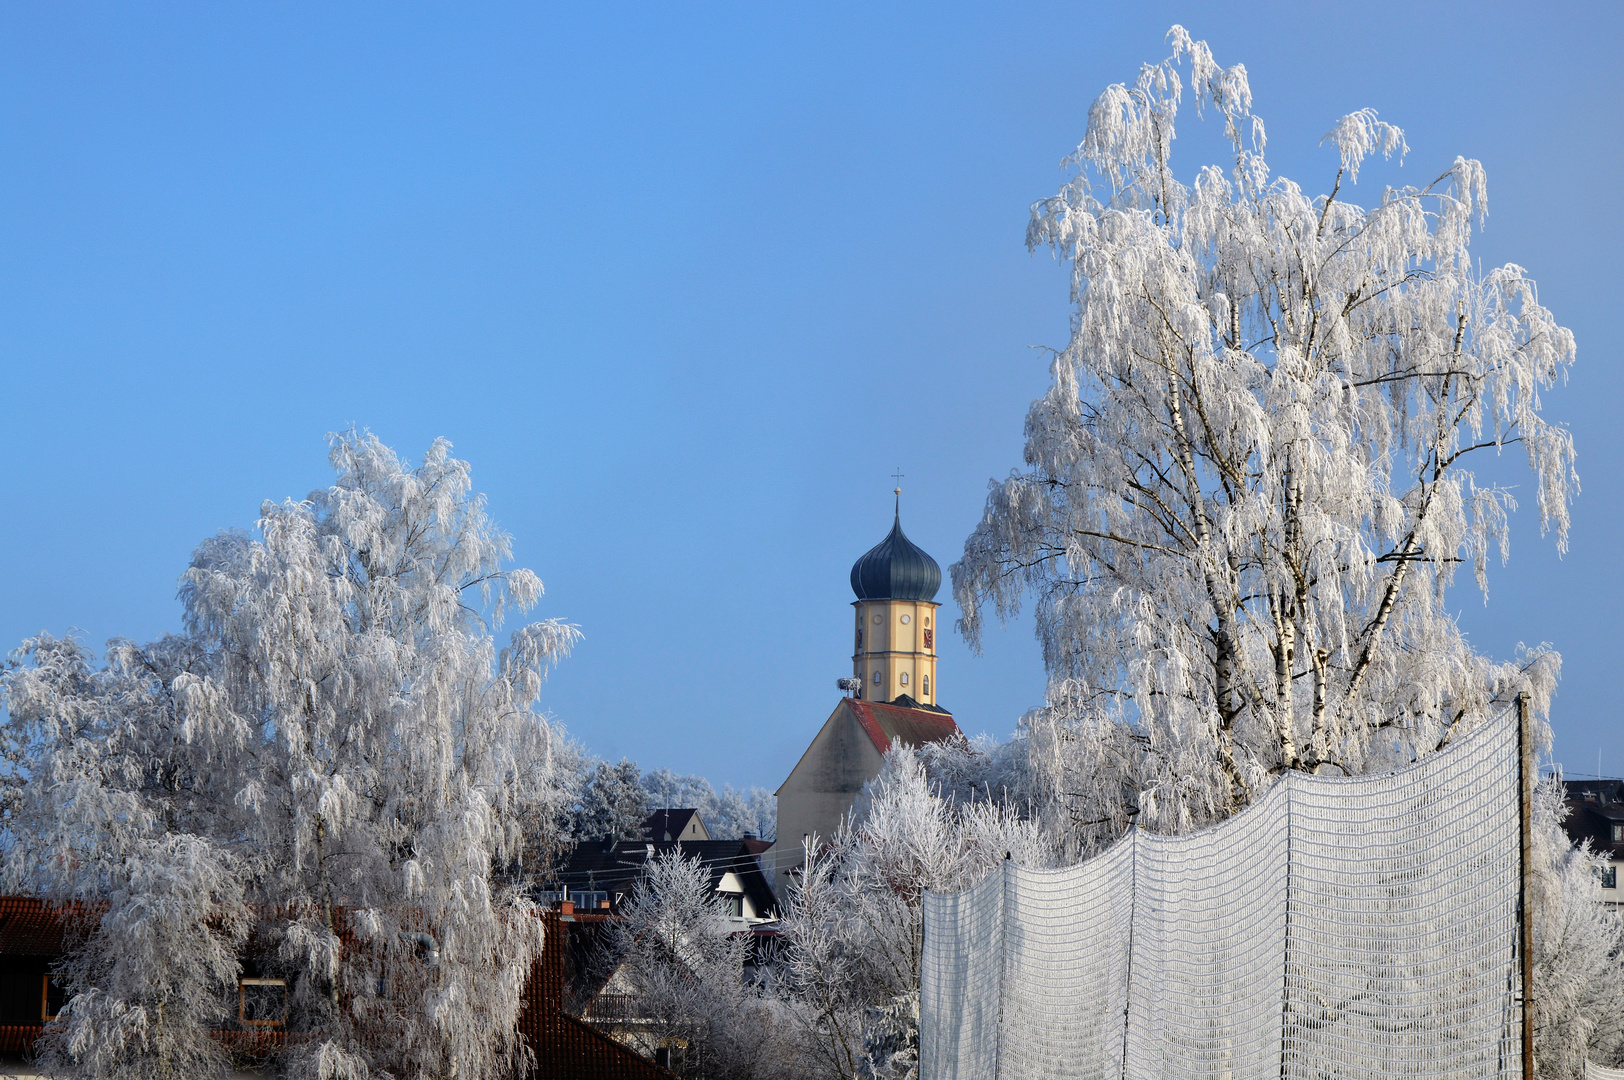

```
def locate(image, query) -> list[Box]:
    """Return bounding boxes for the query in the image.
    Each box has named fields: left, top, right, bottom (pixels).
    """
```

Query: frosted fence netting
left=1587, top=1062, right=1624, bottom=1080
left=921, top=708, right=1522, bottom=1080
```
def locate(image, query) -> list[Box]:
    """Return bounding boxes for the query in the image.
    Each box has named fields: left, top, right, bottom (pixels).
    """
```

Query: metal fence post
left=1518, top=691, right=1535, bottom=1080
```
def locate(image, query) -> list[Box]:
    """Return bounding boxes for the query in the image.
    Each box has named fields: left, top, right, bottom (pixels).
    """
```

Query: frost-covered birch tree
left=953, top=27, right=1575, bottom=837
left=943, top=29, right=1621, bottom=1075
left=2, top=432, right=581, bottom=1079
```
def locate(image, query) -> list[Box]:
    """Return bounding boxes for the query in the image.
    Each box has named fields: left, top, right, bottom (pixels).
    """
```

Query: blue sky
left=2, top=3, right=1620, bottom=789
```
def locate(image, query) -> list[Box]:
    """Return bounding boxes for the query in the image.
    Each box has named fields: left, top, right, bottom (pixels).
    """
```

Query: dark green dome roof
left=850, top=510, right=941, bottom=601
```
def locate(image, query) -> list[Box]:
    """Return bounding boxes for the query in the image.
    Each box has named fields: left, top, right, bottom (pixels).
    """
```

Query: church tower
left=848, top=494, right=941, bottom=706
left=767, top=489, right=958, bottom=899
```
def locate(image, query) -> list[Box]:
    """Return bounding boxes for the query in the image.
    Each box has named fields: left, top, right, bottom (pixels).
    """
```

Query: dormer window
left=1614, top=824, right=1624, bottom=845
left=240, top=978, right=288, bottom=1028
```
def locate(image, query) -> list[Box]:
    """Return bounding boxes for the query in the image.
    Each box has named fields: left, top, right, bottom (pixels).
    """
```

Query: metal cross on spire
left=892, top=468, right=905, bottom=512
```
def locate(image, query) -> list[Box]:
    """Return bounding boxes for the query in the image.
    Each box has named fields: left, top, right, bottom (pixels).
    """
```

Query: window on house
left=1604, top=866, right=1619, bottom=890
left=240, top=978, right=288, bottom=1028
left=1613, top=823, right=1624, bottom=844
left=719, top=892, right=744, bottom=917
left=41, top=975, right=65, bottom=1021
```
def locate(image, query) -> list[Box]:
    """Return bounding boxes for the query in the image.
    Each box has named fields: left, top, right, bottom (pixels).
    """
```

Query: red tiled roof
left=0, top=897, right=76, bottom=955
left=846, top=698, right=959, bottom=756
left=521, top=910, right=673, bottom=1080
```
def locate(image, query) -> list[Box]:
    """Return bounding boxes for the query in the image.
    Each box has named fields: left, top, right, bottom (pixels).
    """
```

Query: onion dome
left=850, top=509, right=941, bottom=601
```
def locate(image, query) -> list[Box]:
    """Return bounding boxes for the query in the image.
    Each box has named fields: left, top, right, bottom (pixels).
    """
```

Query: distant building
left=546, top=818, right=777, bottom=924
left=1563, top=780, right=1624, bottom=905
left=766, top=497, right=962, bottom=897
left=641, top=808, right=708, bottom=843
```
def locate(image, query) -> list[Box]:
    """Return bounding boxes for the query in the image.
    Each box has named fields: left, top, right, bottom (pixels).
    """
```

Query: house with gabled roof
left=641, top=808, right=708, bottom=843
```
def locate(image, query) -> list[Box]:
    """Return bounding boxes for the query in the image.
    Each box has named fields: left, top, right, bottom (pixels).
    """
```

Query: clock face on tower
left=923, top=629, right=933, bottom=649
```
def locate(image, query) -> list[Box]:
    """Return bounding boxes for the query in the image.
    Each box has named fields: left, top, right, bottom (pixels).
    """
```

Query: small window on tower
left=924, top=675, right=931, bottom=695
left=900, top=672, right=909, bottom=686
left=901, top=614, right=910, bottom=624
left=924, top=615, right=931, bottom=627
left=873, top=670, right=882, bottom=685
left=873, top=614, right=882, bottom=625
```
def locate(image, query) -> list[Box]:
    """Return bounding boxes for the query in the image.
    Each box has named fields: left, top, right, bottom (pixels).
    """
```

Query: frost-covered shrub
left=601, top=850, right=804, bottom=1080
left=1530, top=782, right=1624, bottom=1077
left=779, top=746, right=1051, bottom=1080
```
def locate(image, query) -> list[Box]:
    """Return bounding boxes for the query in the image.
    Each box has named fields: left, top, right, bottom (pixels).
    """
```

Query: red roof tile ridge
left=848, top=702, right=892, bottom=755
left=845, top=699, right=960, bottom=755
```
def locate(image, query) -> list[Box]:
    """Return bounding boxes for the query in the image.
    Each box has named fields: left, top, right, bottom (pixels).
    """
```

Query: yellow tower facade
left=852, top=597, right=940, bottom=705
left=847, top=499, right=943, bottom=706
